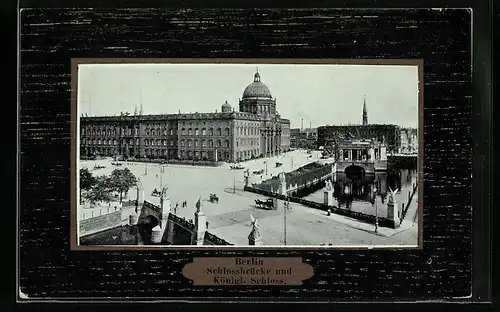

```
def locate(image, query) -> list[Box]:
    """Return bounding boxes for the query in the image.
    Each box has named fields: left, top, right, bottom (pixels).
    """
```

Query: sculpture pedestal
left=192, top=211, right=207, bottom=246
left=248, top=230, right=263, bottom=246
left=151, top=225, right=164, bottom=244
left=387, top=202, right=400, bottom=228
left=129, top=211, right=138, bottom=225
left=324, top=190, right=334, bottom=206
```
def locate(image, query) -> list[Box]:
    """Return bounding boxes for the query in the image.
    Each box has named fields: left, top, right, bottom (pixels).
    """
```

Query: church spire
left=362, top=95, right=368, bottom=126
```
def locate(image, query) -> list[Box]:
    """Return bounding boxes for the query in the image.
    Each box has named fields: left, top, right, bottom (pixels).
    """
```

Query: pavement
left=79, top=149, right=418, bottom=247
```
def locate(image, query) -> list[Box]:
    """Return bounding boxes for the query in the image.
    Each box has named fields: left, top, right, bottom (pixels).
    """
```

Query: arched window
left=208, top=140, right=213, bottom=148
left=136, top=138, right=139, bottom=145
left=225, top=128, right=230, bottom=136
left=152, top=129, right=156, bottom=136
left=187, top=140, right=192, bottom=147
left=224, top=140, right=230, bottom=148
left=145, top=139, right=149, bottom=146
left=202, top=128, right=206, bottom=136
left=188, top=128, right=192, bottom=135
left=169, top=128, right=174, bottom=135
left=180, top=140, right=185, bottom=147
left=98, top=139, right=102, bottom=145
left=97, top=129, right=101, bottom=136
left=128, top=128, right=132, bottom=135
left=194, top=140, right=199, bottom=148
left=216, top=140, right=221, bottom=148
left=163, top=140, right=167, bottom=146
left=201, top=140, right=206, bottom=148
left=195, top=128, right=199, bottom=135
left=216, top=128, right=221, bottom=136
left=209, top=128, right=214, bottom=136
left=157, top=128, right=161, bottom=135
left=145, top=128, right=150, bottom=136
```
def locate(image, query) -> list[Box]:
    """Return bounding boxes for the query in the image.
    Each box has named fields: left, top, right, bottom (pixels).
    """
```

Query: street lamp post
left=233, top=176, right=236, bottom=194
left=373, top=187, right=379, bottom=233
left=283, top=197, right=289, bottom=246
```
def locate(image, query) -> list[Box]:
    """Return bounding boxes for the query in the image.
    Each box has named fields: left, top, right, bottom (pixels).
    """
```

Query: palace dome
left=242, top=72, right=272, bottom=99
left=221, top=100, right=232, bottom=112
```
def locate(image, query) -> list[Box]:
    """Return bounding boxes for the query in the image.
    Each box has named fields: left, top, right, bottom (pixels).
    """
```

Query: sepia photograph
left=74, top=60, right=421, bottom=248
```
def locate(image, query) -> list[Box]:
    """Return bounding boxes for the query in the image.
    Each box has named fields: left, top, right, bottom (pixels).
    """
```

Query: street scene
left=76, top=62, right=420, bottom=247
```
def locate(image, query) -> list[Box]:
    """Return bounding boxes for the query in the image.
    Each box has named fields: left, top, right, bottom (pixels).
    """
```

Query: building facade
left=398, top=127, right=418, bottom=154
left=317, top=97, right=417, bottom=154
left=290, top=128, right=318, bottom=149
left=80, top=71, right=291, bottom=163
left=317, top=124, right=400, bottom=154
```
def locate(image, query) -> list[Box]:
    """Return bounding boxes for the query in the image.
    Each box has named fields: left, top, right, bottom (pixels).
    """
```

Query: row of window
left=81, top=126, right=265, bottom=137
left=82, top=128, right=178, bottom=137
left=180, top=139, right=228, bottom=148
left=82, top=138, right=177, bottom=147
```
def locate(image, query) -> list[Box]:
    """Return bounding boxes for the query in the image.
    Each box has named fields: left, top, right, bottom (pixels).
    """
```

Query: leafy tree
left=85, top=175, right=113, bottom=204
left=80, top=168, right=97, bottom=203
left=109, top=168, right=138, bottom=203
left=80, top=168, right=97, bottom=191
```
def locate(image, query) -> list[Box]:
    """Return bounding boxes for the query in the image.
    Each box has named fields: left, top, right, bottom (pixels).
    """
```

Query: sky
left=77, top=63, right=419, bottom=129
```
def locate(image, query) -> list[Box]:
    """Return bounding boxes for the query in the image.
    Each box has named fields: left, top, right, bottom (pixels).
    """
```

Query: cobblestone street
left=80, top=149, right=418, bottom=247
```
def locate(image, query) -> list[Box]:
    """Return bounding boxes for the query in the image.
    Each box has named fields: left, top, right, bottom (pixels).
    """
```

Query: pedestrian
left=206, top=221, right=209, bottom=229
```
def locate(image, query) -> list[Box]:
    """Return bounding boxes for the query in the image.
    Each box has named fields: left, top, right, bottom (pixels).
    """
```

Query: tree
left=109, top=168, right=138, bottom=203
left=85, top=175, right=113, bottom=204
left=80, top=168, right=97, bottom=203
left=80, top=168, right=97, bottom=190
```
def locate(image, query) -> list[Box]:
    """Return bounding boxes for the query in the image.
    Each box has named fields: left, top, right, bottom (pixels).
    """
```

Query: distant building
left=80, top=71, right=291, bottom=163
left=290, top=127, right=317, bottom=149
left=398, top=127, right=418, bottom=154
left=317, top=96, right=415, bottom=154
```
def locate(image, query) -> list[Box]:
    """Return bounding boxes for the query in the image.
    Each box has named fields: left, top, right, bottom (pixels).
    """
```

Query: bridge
left=334, top=139, right=388, bottom=175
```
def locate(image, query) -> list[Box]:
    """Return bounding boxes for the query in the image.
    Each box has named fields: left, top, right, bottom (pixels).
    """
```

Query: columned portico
left=335, top=139, right=388, bottom=173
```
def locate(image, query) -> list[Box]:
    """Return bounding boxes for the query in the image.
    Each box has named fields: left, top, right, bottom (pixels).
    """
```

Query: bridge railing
left=244, top=185, right=397, bottom=229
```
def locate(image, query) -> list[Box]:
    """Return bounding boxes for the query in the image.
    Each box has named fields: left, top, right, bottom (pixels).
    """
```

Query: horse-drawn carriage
left=230, top=164, right=245, bottom=170
left=111, top=162, right=122, bottom=166
left=93, top=164, right=106, bottom=170
left=275, top=162, right=282, bottom=168
left=209, top=193, right=219, bottom=203
left=253, top=169, right=264, bottom=175
left=254, top=198, right=275, bottom=210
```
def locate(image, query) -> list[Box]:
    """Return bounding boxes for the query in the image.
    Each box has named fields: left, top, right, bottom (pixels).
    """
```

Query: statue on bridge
left=278, top=172, right=286, bottom=185
left=249, top=214, right=260, bottom=234
left=325, top=180, right=333, bottom=191
left=387, top=187, right=399, bottom=204
left=195, top=196, right=202, bottom=213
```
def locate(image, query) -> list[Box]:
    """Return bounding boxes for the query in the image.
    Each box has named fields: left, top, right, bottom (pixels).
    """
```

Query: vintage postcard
left=72, top=59, right=422, bottom=249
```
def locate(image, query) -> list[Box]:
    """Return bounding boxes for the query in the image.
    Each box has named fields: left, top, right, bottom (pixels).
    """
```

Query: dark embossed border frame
left=16, top=2, right=492, bottom=304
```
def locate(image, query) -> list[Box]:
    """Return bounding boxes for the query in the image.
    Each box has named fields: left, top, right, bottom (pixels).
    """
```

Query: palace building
left=317, top=96, right=416, bottom=154
left=79, top=71, right=291, bottom=163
